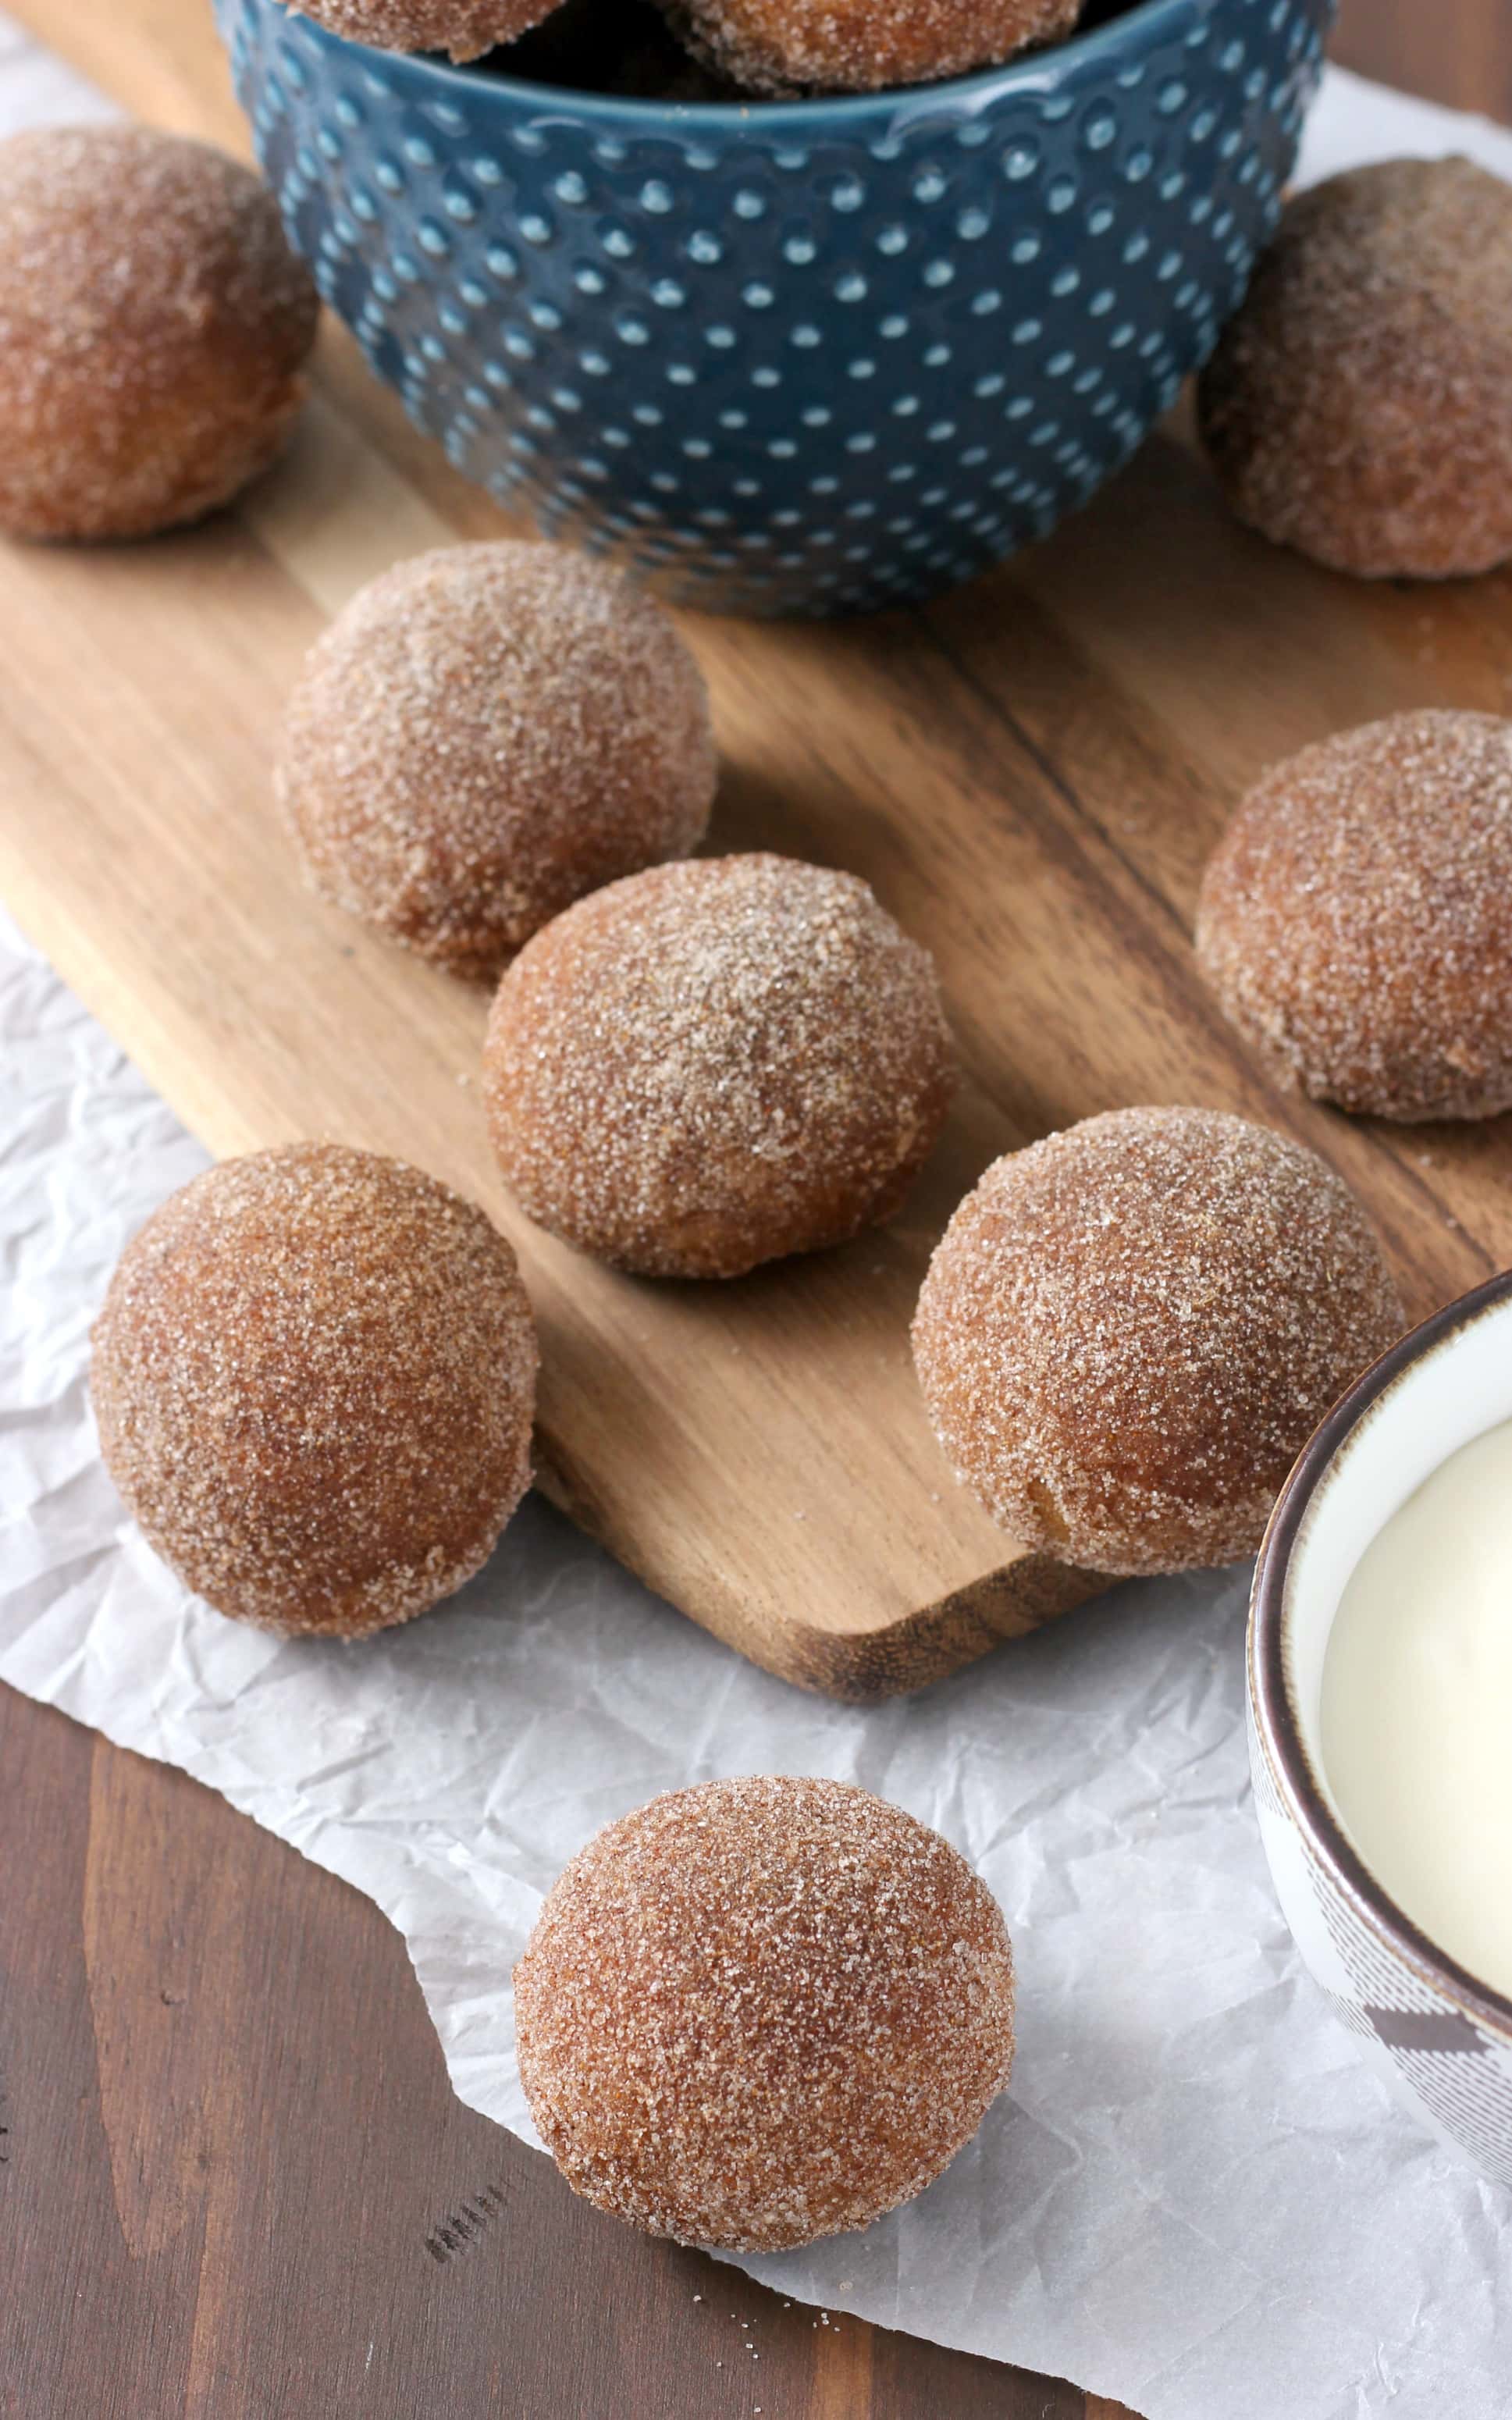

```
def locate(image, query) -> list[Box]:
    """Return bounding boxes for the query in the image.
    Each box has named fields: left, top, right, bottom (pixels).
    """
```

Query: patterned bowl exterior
left=1250, top=1713, right=1512, bottom=2188
left=1248, top=1270, right=1512, bottom=2191
left=217, top=0, right=1333, bottom=616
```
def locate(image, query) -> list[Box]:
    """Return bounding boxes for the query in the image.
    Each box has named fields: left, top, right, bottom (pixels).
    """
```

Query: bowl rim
left=1249, top=1263, right=1512, bottom=2044
left=267, top=0, right=1247, bottom=130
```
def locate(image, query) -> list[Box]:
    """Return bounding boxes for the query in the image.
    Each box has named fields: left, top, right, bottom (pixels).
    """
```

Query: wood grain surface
left=1336, top=0, right=1512, bottom=117
left=3, top=3, right=1509, bottom=2415
left=12, top=0, right=1512, bottom=1705
left=0, top=5, right=1101, bottom=1710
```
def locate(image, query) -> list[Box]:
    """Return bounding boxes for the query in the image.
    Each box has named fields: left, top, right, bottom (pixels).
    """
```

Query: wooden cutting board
left=4, top=0, right=1510, bottom=1702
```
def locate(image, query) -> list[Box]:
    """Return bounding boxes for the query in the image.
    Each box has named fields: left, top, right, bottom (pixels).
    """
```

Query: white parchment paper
left=2, top=30, right=1511, bottom=2417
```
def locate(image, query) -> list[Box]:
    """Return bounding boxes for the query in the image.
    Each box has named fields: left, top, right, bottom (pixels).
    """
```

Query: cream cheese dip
left=1321, top=1417, right=1512, bottom=2001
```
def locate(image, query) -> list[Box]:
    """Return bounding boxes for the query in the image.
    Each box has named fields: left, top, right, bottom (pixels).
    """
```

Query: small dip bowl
left=1249, top=1270, right=1512, bottom=2188
left=215, top=0, right=1332, bottom=616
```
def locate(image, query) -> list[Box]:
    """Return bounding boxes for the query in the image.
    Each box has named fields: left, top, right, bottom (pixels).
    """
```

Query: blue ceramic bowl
left=217, top=0, right=1334, bottom=615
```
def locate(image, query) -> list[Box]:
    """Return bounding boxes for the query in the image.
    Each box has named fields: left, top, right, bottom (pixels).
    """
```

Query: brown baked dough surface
left=515, top=1776, right=1016, bottom=2251
left=92, top=1144, right=539, bottom=1637
left=0, top=126, right=318, bottom=543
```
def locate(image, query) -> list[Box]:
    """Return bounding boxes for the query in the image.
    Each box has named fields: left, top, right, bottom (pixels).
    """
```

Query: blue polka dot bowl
left=216, top=0, right=1335, bottom=617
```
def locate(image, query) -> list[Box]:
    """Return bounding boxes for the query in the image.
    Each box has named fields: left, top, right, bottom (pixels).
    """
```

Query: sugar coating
left=912, top=1106, right=1403, bottom=1577
left=91, top=1144, right=539, bottom=1638
left=514, top=1776, right=1016, bottom=2252
left=0, top=126, right=318, bottom=544
left=1197, top=710, right=1512, bottom=1124
left=482, top=852, right=958, bottom=1279
left=282, top=0, right=555, bottom=60
left=276, top=543, right=716, bottom=981
left=1198, top=158, right=1512, bottom=580
left=653, top=0, right=1080, bottom=93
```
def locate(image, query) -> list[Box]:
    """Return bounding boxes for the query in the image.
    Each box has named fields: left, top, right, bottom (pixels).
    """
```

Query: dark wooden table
left=3, top=7, right=1505, bottom=2415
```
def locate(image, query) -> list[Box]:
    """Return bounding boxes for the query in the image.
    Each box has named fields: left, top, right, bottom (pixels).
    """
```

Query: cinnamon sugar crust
left=91, top=1144, right=539, bottom=1637
left=283, top=0, right=556, bottom=61
left=653, top=0, right=1081, bottom=94
left=514, top=1776, right=1016, bottom=2251
left=1198, top=158, right=1512, bottom=580
left=482, top=852, right=958, bottom=1279
left=912, top=1106, right=1403, bottom=1575
left=1197, top=710, right=1512, bottom=1123
left=277, top=544, right=716, bottom=982
left=0, top=126, right=318, bottom=543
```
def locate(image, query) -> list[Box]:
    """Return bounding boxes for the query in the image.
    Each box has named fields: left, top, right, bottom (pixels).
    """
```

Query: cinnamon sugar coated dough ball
left=656, top=0, right=1080, bottom=94
left=91, top=1144, right=539, bottom=1639
left=283, top=0, right=558, bottom=60
left=0, top=126, right=318, bottom=544
left=514, top=1778, right=1016, bottom=2251
left=1197, top=711, right=1512, bottom=1123
left=482, top=853, right=957, bottom=1278
left=913, top=1108, right=1403, bottom=1576
left=277, top=545, right=716, bottom=980
left=1197, top=159, right=1512, bottom=579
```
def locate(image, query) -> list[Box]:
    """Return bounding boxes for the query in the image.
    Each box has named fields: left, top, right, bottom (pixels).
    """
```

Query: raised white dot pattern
left=218, top=0, right=1328, bottom=617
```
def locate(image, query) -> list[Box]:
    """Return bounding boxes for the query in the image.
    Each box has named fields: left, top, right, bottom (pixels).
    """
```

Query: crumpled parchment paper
left=3, top=34, right=1511, bottom=2418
